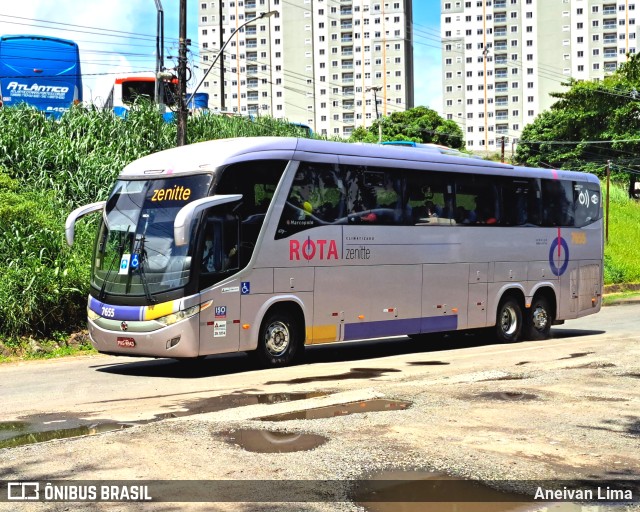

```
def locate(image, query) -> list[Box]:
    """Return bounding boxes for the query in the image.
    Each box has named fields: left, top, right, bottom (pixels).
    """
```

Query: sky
left=0, top=0, right=442, bottom=112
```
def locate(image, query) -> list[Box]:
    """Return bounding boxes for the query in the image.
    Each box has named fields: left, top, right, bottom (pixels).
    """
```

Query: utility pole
left=606, top=160, right=611, bottom=244
left=500, top=136, right=505, bottom=163
left=176, top=0, right=189, bottom=146
left=366, top=86, right=382, bottom=143
left=219, top=0, right=225, bottom=111
left=154, top=0, right=165, bottom=109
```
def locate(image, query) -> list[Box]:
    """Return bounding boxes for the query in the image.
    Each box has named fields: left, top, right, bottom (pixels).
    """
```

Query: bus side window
left=200, top=215, right=239, bottom=275
left=542, top=179, right=575, bottom=227
left=276, top=162, right=343, bottom=238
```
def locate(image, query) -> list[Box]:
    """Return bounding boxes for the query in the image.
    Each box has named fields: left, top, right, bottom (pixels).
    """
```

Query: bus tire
left=524, top=296, right=552, bottom=341
left=495, top=296, right=522, bottom=343
left=254, top=310, right=301, bottom=368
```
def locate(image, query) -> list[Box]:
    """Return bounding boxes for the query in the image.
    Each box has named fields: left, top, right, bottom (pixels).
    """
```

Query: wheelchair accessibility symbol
left=549, top=236, right=570, bottom=276
left=241, top=282, right=251, bottom=295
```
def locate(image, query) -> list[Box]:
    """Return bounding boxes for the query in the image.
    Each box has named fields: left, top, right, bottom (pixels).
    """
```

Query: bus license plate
left=117, top=337, right=136, bottom=348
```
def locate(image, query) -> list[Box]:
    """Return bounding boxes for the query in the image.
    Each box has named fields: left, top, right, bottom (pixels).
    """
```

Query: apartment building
left=197, top=0, right=414, bottom=137
left=441, top=0, right=639, bottom=153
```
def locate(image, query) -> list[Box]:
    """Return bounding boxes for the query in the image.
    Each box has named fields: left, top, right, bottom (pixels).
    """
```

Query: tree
left=349, top=106, right=465, bottom=149
left=515, top=53, right=640, bottom=181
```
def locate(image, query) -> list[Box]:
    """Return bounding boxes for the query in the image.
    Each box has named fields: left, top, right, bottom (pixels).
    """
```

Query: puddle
left=222, top=429, right=327, bottom=453
left=476, top=392, right=538, bottom=401
left=558, top=352, right=595, bottom=360
left=584, top=396, right=630, bottom=402
left=0, top=392, right=329, bottom=450
left=354, top=471, right=586, bottom=512
left=0, top=423, right=132, bottom=449
left=259, top=399, right=411, bottom=422
left=480, top=375, right=528, bottom=381
left=267, top=368, right=401, bottom=385
left=408, top=361, right=450, bottom=366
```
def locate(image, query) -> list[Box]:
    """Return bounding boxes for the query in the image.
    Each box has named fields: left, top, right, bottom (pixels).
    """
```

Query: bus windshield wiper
left=99, top=226, right=131, bottom=301
left=133, top=234, right=157, bottom=304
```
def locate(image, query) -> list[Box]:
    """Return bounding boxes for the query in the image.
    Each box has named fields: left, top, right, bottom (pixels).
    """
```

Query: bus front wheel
left=524, top=296, right=552, bottom=341
left=495, top=297, right=522, bottom=343
left=254, top=310, right=301, bottom=367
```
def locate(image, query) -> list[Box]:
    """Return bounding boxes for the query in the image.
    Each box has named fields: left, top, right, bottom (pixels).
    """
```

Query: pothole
left=353, top=471, right=537, bottom=512
left=557, top=352, right=595, bottom=360
left=475, top=392, right=538, bottom=401
left=0, top=423, right=133, bottom=449
left=266, top=368, right=401, bottom=385
left=222, top=429, right=327, bottom=453
left=259, top=399, right=412, bottom=421
left=408, top=361, right=450, bottom=366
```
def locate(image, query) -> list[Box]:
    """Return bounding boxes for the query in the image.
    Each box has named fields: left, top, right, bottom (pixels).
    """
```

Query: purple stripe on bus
left=343, top=316, right=457, bottom=341
left=89, top=296, right=144, bottom=321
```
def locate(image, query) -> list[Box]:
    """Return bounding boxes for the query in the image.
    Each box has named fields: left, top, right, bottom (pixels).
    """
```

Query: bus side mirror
left=65, top=201, right=107, bottom=246
left=174, top=194, right=243, bottom=247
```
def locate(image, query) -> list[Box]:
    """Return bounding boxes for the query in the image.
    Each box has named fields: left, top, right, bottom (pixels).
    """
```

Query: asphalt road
left=0, top=304, right=638, bottom=511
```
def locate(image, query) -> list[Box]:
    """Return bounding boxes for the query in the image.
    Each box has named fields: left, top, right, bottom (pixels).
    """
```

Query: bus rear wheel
left=254, top=310, right=301, bottom=368
left=525, top=296, right=552, bottom=340
left=495, top=297, right=522, bottom=343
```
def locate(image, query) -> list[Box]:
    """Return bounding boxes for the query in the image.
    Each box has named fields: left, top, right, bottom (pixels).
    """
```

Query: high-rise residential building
left=441, top=0, right=639, bottom=153
left=197, top=0, right=414, bottom=138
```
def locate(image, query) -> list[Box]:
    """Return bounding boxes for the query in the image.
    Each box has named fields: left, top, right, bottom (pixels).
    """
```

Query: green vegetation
left=349, top=106, right=465, bottom=149
left=515, top=53, right=640, bottom=182
left=603, top=182, right=640, bottom=284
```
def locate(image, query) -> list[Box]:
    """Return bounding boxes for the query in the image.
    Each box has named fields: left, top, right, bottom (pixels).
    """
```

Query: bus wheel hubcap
left=532, top=306, right=548, bottom=330
left=500, top=305, right=518, bottom=336
left=265, top=321, right=290, bottom=357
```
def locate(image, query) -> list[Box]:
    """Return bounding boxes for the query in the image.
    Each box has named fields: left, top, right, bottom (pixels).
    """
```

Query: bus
left=0, top=34, right=82, bottom=118
left=103, top=76, right=178, bottom=117
left=65, top=137, right=603, bottom=367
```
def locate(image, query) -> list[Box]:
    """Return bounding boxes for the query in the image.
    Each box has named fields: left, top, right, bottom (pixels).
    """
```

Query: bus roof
left=119, top=137, right=599, bottom=184
left=0, top=34, right=78, bottom=47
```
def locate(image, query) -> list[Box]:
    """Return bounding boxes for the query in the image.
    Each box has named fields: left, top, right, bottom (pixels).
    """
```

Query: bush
left=0, top=173, right=94, bottom=336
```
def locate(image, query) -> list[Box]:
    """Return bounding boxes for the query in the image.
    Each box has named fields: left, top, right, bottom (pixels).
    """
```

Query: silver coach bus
left=65, top=137, right=603, bottom=367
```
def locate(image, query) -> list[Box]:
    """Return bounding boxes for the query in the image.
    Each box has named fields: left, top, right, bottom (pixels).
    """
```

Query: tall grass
left=604, top=182, right=640, bottom=284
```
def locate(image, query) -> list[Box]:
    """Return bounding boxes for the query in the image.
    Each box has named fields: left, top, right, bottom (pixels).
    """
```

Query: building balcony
left=341, top=23, right=353, bottom=30
left=602, top=22, right=617, bottom=30
left=341, top=50, right=353, bottom=56
left=342, top=87, right=354, bottom=96
left=245, top=0, right=257, bottom=9
left=341, top=36, right=353, bottom=43
left=247, top=80, right=259, bottom=89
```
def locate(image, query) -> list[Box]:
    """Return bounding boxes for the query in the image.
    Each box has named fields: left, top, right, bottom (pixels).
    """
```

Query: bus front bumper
left=87, top=313, right=201, bottom=359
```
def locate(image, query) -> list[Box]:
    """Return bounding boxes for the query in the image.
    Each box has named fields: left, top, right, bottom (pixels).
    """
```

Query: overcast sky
left=0, top=1, right=442, bottom=112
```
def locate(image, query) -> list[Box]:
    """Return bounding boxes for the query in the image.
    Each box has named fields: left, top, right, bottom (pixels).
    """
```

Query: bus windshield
left=92, top=174, right=212, bottom=299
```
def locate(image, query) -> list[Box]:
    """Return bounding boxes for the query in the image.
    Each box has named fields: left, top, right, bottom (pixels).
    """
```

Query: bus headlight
left=155, top=304, right=200, bottom=327
left=87, top=308, right=100, bottom=321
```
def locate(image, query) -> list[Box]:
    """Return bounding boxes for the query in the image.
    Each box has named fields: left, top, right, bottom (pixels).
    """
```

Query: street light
left=184, top=10, right=277, bottom=114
